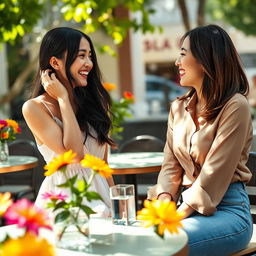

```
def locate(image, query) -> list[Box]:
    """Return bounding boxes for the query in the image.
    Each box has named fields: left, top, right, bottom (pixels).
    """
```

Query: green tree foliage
left=0, top=0, right=44, bottom=43
left=0, top=0, right=156, bottom=45
left=207, top=0, right=256, bottom=35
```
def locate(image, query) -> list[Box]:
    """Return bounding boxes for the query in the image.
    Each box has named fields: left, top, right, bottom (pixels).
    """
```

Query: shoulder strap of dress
left=41, top=101, right=55, bottom=119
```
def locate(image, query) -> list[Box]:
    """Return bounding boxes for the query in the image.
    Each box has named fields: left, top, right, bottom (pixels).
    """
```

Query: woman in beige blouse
left=148, top=24, right=253, bottom=256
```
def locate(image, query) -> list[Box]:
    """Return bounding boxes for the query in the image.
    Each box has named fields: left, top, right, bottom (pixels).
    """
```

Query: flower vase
left=0, top=141, right=9, bottom=162
left=53, top=207, right=90, bottom=252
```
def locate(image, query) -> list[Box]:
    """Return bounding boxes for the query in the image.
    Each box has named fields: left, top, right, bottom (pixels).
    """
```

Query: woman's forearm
left=58, top=97, right=84, bottom=160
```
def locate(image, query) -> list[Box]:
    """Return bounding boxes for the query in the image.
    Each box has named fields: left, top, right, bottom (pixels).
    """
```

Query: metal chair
left=116, top=135, right=165, bottom=209
left=0, top=139, right=39, bottom=201
left=118, top=135, right=165, bottom=153
left=232, top=152, right=256, bottom=255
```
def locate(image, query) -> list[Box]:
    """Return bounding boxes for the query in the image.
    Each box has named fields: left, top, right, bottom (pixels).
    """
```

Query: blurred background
left=1, top=0, right=256, bottom=194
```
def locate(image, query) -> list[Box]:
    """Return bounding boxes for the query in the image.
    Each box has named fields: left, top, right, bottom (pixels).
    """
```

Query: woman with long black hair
left=22, top=27, right=115, bottom=217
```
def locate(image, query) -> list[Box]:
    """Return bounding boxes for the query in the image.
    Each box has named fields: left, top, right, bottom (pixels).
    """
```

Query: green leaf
left=154, top=225, right=164, bottom=239
left=80, top=205, right=96, bottom=216
left=55, top=210, right=70, bottom=223
left=85, top=191, right=103, bottom=201
left=69, top=174, right=78, bottom=185
left=57, top=181, right=70, bottom=188
left=53, top=201, right=68, bottom=211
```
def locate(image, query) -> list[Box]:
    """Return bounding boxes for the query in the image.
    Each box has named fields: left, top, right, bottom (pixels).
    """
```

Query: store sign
left=141, top=26, right=185, bottom=62
left=143, top=38, right=172, bottom=52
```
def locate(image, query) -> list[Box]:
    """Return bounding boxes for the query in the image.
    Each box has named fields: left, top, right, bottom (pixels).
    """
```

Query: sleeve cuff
left=182, top=184, right=216, bottom=215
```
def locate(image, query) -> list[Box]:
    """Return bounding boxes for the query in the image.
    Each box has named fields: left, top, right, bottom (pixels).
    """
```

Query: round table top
left=109, top=152, right=164, bottom=175
left=0, top=218, right=188, bottom=256
left=0, top=155, right=38, bottom=173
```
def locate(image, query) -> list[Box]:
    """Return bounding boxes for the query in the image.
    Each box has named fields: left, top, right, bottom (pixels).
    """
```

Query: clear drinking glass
left=110, top=184, right=136, bottom=225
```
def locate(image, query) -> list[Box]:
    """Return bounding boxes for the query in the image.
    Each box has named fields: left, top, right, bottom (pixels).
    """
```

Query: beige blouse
left=148, top=93, right=253, bottom=215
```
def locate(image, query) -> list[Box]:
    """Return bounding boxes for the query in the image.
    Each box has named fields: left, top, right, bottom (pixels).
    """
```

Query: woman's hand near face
left=41, top=70, right=68, bottom=101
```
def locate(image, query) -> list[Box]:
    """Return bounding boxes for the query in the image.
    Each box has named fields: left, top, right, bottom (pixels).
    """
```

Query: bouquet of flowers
left=0, top=192, right=55, bottom=256
left=103, top=82, right=134, bottom=140
left=0, top=119, right=21, bottom=143
left=137, top=199, right=184, bottom=239
left=41, top=150, right=113, bottom=249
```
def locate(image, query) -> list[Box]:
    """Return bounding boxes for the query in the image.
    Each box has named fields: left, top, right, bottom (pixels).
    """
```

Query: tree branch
left=197, top=0, right=206, bottom=26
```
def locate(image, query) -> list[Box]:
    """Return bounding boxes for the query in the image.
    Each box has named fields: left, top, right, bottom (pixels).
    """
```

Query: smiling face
left=69, top=37, right=93, bottom=87
left=175, top=37, right=204, bottom=92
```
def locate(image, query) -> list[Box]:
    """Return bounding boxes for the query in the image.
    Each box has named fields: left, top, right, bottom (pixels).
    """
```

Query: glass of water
left=110, top=184, right=136, bottom=225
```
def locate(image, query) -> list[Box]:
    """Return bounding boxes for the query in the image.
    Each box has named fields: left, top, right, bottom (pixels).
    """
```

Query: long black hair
left=179, top=24, right=249, bottom=121
left=31, top=27, right=115, bottom=147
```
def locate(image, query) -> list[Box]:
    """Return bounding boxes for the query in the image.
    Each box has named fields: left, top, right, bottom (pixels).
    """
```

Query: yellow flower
left=44, top=150, right=77, bottom=176
left=0, top=192, right=12, bottom=216
left=137, top=199, right=184, bottom=237
left=80, top=154, right=113, bottom=177
left=103, top=82, right=117, bottom=91
left=0, top=233, right=55, bottom=256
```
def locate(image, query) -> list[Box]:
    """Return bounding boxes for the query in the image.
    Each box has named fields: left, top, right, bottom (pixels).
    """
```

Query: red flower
left=123, top=91, right=135, bottom=102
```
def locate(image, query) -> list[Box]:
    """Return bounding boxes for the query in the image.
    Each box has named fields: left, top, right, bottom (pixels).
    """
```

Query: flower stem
left=87, top=171, right=96, bottom=187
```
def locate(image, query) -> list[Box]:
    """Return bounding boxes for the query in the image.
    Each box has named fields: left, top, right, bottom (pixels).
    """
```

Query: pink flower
left=4, top=199, right=52, bottom=235
left=42, top=191, right=68, bottom=201
left=0, top=120, right=8, bottom=130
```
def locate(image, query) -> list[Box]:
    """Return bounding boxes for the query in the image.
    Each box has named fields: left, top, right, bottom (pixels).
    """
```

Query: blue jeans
left=182, top=182, right=253, bottom=256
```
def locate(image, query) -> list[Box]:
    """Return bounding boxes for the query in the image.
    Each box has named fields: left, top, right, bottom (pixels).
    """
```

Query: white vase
left=0, top=141, right=9, bottom=162
left=53, top=207, right=90, bottom=252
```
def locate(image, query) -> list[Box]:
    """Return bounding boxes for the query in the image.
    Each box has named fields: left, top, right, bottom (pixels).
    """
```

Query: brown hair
left=179, top=24, right=249, bottom=121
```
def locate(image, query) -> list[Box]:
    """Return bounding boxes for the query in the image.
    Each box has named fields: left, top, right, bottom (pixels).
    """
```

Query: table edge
left=0, top=156, right=38, bottom=173
left=112, top=165, right=161, bottom=175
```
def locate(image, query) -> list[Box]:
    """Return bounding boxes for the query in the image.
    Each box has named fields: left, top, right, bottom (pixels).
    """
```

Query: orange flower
left=6, top=119, right=21, bottom=134
left=80, top=154, right=113, bottom=177
left=103, top=82, right=117, bottom=91
left=137, top=199, right=184, bottom=238
left=44, top=150, right=77, bottom=176
left=123, top=91, right=135, bottom=102
left=1, top=132, right=9, bottom=139
left=0, top=192, right=12, bottom=216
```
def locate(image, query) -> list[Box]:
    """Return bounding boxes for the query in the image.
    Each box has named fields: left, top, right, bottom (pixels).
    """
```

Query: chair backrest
left=245, top=152, right=256, bottom=223
left=118, top=135, right=165, bottom=153
left=0, top=139, right=38, bottom=187
left=117, top=135, right=164, bottom=188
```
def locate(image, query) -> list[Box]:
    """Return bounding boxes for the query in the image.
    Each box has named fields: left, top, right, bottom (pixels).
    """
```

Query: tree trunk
left=177, top=0, right=191, bottom=31
left=197, top=0, right=206, bottom=26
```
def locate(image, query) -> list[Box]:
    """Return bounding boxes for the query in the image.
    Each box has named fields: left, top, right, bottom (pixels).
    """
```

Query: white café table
left=0, top=218, right=188, bottom=256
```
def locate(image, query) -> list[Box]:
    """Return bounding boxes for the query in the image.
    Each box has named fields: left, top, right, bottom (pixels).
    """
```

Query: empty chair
left=0, top=139, right=39, bottom=201
left=246, top=152, right=256, bottom=223
left=118, top=135, right=165, bottom=153
left=117, top=135, right=165, bottom=209
left=231, top=152, right=256, bottom=255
